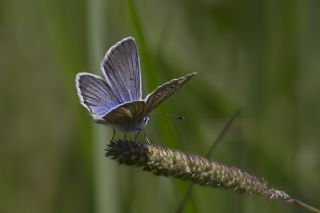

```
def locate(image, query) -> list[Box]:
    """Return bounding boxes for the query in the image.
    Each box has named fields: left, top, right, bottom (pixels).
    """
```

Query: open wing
left=76, top=73, right=121, bottom=118
left=100, top=37, right=142, bottom=103
left=144, top=72, right=196, bottom=114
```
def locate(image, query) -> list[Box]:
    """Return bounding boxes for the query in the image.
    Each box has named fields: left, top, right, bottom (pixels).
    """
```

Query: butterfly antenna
left=149, top=112, right=184, bottom=120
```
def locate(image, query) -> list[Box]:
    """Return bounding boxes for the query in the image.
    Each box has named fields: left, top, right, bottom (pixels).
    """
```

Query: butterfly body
left=76, top=37, right=196, bottom=133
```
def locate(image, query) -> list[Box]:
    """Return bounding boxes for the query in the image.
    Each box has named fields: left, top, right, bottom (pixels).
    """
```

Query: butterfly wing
left=101, top=101, right=146, bottom=128
left=76, top=72, right=121, bottom=118
left=100, top=37, right=142, bottom=103
left=144, top=72, right=196, bottom=114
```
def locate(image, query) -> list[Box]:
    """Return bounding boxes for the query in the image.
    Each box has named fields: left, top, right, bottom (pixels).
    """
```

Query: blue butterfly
left=76, top=37, right=196, bottom=135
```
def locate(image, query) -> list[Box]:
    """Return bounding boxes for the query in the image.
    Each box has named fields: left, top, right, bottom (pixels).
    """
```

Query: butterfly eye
left=144, top=117, right=150, bottom=124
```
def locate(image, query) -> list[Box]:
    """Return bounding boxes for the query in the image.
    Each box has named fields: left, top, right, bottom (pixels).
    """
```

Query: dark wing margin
left=75, top=72, right=121, bottom=117
left=144, top=72, right=196, bottom=114
left=100, top=37, right=142, bottom=103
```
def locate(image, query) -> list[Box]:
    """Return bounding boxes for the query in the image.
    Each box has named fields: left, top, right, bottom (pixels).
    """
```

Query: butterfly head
left=132, top=116, right=150, bottom=131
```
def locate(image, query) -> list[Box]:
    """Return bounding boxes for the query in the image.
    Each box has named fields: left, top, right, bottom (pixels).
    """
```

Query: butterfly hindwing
left=144, top=72, right=196, bottom=114
left=102, top=101, right=146, bottom=127
left=100, top=37, right=142, bottom=103
left=76, top=73, right=121, bottom=117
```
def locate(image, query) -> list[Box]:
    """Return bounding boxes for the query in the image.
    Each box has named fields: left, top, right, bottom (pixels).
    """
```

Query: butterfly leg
left=134, top=130, right=142, bottom=142
left=123, top=132, right=128, bottom=141
left=143, top=131, right=150, bottom=144
left=111, top=128, right=116, bottom=142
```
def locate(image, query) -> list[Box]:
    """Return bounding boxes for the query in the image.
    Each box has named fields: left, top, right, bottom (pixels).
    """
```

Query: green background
left=1, top=0, right=319, bottom=212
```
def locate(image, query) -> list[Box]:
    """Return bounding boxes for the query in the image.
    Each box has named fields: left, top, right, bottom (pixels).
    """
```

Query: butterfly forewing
left=76, top=73, right=121, bottom=117
left=144, top=72, right=196, bottom=114
left=100, top=37, right=142, bottom=103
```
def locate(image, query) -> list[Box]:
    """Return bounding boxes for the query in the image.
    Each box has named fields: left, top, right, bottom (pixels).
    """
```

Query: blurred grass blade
left=87, top=0, right=118, bottom=212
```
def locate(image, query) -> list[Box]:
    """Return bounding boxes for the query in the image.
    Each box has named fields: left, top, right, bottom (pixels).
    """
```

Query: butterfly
left=76, top=37, right=196, bottom=134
